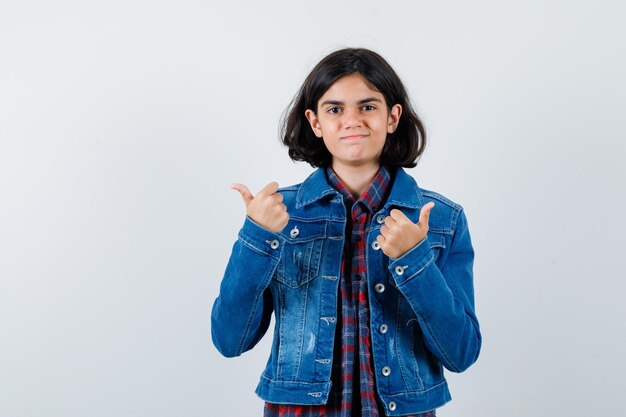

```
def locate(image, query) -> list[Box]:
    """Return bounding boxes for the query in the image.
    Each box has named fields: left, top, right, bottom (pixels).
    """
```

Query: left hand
left=376, top=203, right=435, bottom=259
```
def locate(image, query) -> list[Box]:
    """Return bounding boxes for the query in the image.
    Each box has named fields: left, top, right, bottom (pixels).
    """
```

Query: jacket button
left=394, top=265, right=405, bottom=275
left=376, top=214, right=386, bottom=224
left=379, top=324, right=388, bottom=334
left=371, top=241, right=381, bottom=250
left=381, top=366, right=391, bottom=376
left=269, top=239, right=280, bottom=249
left=388, top=401, right=397, bottom=411
left=289, top=226, right=299, bottom=238
left=375, top=283, right=385, bottom=293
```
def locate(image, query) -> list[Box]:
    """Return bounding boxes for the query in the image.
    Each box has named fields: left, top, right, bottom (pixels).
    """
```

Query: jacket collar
left=383, top=166, right=425, bottom=210
left=295, top=166, right=425, bottom=210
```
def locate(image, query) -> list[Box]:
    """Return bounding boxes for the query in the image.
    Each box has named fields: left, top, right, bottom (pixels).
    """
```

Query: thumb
left=419, top=202, right=435, bottom=225
left=231, top=183, right=254, bottom=206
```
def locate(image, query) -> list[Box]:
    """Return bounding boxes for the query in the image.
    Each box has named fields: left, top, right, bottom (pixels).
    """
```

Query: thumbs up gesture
left=376, top=203, right=435, bottom=259
left=231, top=182, right=290, bottom=233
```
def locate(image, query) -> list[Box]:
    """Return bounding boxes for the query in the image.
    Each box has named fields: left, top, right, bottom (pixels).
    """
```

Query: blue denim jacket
left=211, top=167, right=481, bottom=415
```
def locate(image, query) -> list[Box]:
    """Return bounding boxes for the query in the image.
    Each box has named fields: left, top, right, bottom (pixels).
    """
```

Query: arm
left=387, top=208, right=481, bottom=372
left=212, top=181, right=289, bottom=357
left=211, top=217, right=283, bottom=357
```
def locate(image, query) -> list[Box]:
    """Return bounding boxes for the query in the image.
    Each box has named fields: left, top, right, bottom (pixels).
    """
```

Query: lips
left=341, top=134, right=369, bottom=140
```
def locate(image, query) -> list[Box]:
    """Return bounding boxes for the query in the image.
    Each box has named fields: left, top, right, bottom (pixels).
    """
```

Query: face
left=305, top=73, right=402, bottom=171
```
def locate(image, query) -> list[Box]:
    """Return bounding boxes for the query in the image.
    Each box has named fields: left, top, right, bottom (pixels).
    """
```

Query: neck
left=331, top=160, right=381, bottom=198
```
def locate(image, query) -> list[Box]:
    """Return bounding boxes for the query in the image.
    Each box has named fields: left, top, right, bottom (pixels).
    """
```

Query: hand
left=231, top=181, right=290, bottom=233
left=376, top=203, right=435, bottom=259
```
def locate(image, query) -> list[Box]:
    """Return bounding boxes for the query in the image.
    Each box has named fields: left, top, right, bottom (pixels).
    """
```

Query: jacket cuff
left=238, top=216, right=286, bottom=259
left=388, top=236, right=435, bottom=286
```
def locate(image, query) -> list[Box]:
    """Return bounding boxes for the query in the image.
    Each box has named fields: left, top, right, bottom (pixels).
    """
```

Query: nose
left=342, top=108, right=362, bottom=128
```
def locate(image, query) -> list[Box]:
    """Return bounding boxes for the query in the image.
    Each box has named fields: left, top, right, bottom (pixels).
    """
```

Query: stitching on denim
left=420, top=316, right=459, bottom=372
left=259, top=373, right=332, bottom=386
left=235, top=258, right=278, bottom=356
left=399, top=255, right=434, bottom=285
left=383, top=378, right=449, bottom=396
left=420, top=190, right=462, bottom=211
left=395, top=298, right=411, bottom=389
left=237, top=234, right=278, bottom=259
left=449, top=207, right=463, bottom=238
left=293, top=280, right=308, bottom=378
left=320, top=317, right=335, bottom=325
left=408, top=320, right=425, bottom=390
left=235, top=274, right=267, bottom=356
left=276, top=284, right=286, bottom=376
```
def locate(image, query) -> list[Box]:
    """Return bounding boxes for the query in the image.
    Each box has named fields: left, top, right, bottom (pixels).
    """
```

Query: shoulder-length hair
left=280, top=47, right=426, bottom=168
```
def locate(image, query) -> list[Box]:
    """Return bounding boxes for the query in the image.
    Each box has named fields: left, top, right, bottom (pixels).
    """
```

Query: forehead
left=319, top=73, right=383, bottom=101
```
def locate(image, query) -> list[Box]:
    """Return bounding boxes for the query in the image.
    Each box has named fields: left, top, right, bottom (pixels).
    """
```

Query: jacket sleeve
left=387, top=207, right=481, bottom=372
left=210, top=216, right=283, bottom=358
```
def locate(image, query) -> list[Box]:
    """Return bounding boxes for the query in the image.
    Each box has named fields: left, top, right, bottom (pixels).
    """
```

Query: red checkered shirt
left=264, top=166, right=436, bottom=417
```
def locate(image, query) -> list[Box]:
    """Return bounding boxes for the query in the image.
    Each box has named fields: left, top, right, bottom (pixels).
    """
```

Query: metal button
left=394, top=265, right=405, bottom=275
left=388, top=401, right=397, bottom=411
left=289, top=226, right=299, bottom=238
left=382, top=366, right=391, bottom=376
left=371, top=241, right=381, bottom=250
left=376, top=214, right=385, bottom=224
left=375, top=283, right=385, bottom=293
left=269, top=239, right=280, bottom=249
left=379, top=324, right=388, bottom=334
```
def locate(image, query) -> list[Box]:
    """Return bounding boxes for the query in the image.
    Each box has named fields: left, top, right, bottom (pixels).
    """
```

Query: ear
left=305, top=109, right=323, bottom=138
left=387, top=104, right=402, bottom=134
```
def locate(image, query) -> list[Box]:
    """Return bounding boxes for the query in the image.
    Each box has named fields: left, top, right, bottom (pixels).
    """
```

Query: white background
left=1, top=1, right=625, bottom=416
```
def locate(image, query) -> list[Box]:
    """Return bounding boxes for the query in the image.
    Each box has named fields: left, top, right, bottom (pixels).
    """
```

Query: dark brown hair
left=280, top=47, right=426, bottom=168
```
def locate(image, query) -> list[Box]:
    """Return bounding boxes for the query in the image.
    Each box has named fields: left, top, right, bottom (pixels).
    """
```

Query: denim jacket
left=211, top=167, right=481, bottom=415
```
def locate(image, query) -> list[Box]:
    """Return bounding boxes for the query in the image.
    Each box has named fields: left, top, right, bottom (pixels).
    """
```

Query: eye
left=361, top=104, right=376, bottom=111
left=327, top=107, right=342, bottom=114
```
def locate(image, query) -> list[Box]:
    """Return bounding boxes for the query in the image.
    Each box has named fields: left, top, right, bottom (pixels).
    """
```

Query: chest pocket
left=275, top=219, right=327, bottom=288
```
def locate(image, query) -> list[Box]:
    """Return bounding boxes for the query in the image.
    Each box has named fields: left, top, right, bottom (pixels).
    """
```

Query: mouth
left=341, top=134, right=369, bottom=140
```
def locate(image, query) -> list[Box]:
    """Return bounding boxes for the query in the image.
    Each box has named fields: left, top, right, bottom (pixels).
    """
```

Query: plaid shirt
left=264, top=166, right=435, bottom=417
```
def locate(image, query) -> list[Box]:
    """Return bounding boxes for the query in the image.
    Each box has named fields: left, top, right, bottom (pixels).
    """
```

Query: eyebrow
left=320, top=97, right=383, bottom=107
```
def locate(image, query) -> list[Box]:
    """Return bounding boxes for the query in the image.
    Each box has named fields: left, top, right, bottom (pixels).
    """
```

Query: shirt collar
left=325, top=165, right=391, bottom=214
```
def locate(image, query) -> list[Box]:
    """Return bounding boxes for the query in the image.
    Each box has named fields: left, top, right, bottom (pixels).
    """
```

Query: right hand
left=231, top=182, right=290, bottom=233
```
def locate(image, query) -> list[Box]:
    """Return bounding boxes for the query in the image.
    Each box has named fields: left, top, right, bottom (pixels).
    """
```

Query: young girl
left=211, top=48, right=481, bottom=417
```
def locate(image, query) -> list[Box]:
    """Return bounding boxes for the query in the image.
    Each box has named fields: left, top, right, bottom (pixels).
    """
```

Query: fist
left=376, top=203, right=435, bottom=259
left=231, top=181, right=290, bottom=233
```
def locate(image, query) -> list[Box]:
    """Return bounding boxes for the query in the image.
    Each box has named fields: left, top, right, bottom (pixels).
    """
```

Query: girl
left=211, top=48, right=481, bottom=417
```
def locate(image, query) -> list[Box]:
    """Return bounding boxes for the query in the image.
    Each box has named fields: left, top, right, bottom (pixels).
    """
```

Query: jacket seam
left=238, top=234, right=279, bottom=259
left=235, top=258, right=278, bottom=356
left=418, top=315, right=459, bottom=372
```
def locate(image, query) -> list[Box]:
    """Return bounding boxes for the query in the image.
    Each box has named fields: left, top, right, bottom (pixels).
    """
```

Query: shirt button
left=376, top=214, right=385, bottom=224
left=379, top=324, right=388, bottom=334
left=371, top=241, right=381, bottom=250
left=289, top=226, right=299, bottom=238
left=394, top=265, right=405, bottom=275
left=355, top=235, right=362, bottom=242
left=269, top=239, right=280, bottom=249
left=375, top=283, right=385, bottom=293
left=388, top=401, right=397, bottom=411
left=381, top=366, right=391, bottom=376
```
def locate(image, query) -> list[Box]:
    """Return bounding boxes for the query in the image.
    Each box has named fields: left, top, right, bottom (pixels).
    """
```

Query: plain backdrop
left=1, top=1, right=625, bottom=416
